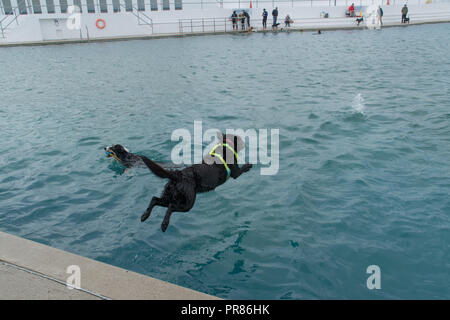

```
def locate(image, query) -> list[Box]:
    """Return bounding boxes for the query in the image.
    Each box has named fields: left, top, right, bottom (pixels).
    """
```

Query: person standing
left=231, top=11, right=238, bottom=30
left=378, top=6, right=383, bottom=26
left=239, top=11, right=246, bottom=30
left=244, top=10, right=250, bottom=28
left=272, top=7, right=278, bottom=27
left=401, top=4, right=408, bottom=23
left=262, top=9, right=268, bottom=29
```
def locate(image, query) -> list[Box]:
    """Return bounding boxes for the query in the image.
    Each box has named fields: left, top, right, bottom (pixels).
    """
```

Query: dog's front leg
left=161, top=205, right=174, bottom=232
left=230, top=163, right=253, bottom=179
left=240, top=163, right=253, bottom=173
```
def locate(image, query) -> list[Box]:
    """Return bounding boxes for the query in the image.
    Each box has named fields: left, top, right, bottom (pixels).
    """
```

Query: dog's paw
left=141, top=212, right=150, bottom=222
left=161, top=221, right=169, bottom=232
left=242, top=163, right=253, bottom=172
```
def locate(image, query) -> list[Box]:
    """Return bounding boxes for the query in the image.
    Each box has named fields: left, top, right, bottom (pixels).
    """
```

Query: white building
left=1, top=0, right=450, bottom=45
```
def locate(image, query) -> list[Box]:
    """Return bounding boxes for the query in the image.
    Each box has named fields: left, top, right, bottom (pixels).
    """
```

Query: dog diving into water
left=105, top=134, right=252, bottom=232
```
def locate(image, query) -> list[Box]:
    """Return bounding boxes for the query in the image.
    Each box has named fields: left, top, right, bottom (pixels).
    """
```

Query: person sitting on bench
left=349, top=3, right=355, bottom=17
left=284, top=15, right=292, bottom=27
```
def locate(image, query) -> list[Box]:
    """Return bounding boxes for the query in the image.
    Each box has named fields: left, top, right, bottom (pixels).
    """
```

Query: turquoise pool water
left=1, top=24, right=449, bottom=299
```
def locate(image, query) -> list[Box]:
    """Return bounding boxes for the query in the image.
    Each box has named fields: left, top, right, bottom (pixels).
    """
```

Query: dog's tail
left=140, top=156, right=179, bottom=181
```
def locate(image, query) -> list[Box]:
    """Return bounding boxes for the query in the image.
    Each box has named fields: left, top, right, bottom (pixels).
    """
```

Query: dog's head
left=104, top=144, right=130, bottom=163
left=217, top=132, right=245, bottom=153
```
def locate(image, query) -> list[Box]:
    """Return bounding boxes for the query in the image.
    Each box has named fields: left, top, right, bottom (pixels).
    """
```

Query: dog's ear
left=116, top=145, right=129, bottom=153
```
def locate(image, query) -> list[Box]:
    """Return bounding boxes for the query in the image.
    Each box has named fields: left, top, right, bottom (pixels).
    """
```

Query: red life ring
left=96, top=19, right=106, bottom=29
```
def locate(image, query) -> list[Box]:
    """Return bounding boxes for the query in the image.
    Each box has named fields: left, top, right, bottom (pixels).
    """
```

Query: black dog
left=356, top=17, right=364, bottom=26
left=105, top=134, right=252, bottom=232
left=105, top=145, right=145, bottom=168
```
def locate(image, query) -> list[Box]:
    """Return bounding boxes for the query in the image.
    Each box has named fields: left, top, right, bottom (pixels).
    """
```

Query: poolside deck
left=0, top=231, right=219, bottom=300
left=1, top=18, right=449, bottom=48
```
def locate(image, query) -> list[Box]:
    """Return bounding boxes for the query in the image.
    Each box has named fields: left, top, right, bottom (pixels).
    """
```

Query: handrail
left=118, top=4, right=154, bottom=33
left=179, top=17, right=231, bottom=33
left=135, top=6, right=154, bottom=29
left=0, top=6, right=21, bottom=38
left=178, top=10, right=450, bottom=33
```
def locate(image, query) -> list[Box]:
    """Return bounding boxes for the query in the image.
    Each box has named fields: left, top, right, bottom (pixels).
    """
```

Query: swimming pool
left=1, top=23, right=449, bottom=299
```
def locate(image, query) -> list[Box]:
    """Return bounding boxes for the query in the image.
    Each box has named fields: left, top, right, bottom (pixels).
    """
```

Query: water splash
left=352, top=93, right=366, bottom=114
left=365, top=5, right=381, bottom=30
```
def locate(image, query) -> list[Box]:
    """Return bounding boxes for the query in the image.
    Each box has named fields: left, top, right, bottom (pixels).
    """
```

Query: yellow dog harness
left=209, top=143, right=239, bottom=179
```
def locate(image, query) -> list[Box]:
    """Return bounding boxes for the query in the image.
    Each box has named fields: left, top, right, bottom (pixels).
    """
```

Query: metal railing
left=179, top=0, right=450, bottom=8
left=179, top=17, right=232, bottom=33
left=120, top=4, right=154, bottom=33
left=178, top=9, right=450, bottom=33
left=0, top=6, right=20, bottom=38
left=135, top=7, right=155, bottom=31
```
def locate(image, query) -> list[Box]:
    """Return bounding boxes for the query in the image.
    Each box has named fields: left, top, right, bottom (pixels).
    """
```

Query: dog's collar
left=209, top=143, right=239, bottom=179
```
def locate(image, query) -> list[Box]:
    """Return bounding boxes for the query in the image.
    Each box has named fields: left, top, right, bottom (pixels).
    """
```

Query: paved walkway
left=0, top=231, right=218, bottom=300
left=0, top=262, right=100, bottom=300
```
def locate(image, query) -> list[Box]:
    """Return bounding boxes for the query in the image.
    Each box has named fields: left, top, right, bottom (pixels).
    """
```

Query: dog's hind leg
left=161, top=205, right=174, bottom=232
left=141, top=197, right=167, bottom=222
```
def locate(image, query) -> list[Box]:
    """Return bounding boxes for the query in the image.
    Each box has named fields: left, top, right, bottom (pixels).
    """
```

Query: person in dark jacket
left=401, top=4, right=408, bottom=23
left=243, top=10, right=250, bottom=28
left=262, top=9, right=268, bottom=29
left=231, top=11, right=238, bottom=30
left=377, top=6, right=383, bottom=25
left=272, top=7, right=278, bottom=26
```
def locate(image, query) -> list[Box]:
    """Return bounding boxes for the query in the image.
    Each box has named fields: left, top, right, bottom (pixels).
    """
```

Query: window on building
left=99, top=0, right=107, bottom=13
left=17, top=0, right=27, bottom=14
left=1, top=0, right=12, bottom=15
left=124, top=0, right=132, bottom=12
left=162, top=0, right=169, bottom=10
left=112, top=0, right=120, bottom=12
left=137, top=0, right=145, bottom=11
left=86, top=0, right=95, bottom=13
left=46, top=0, right=55, bottom=13
left=73, top=0, right=82, bottom=13
left=150, top=0, right=157, bottom=11
left=59, top=0, right=68, bottom=13
left=32, top=0, right=42, bottom=14
left=174, top=0, right=182, bottom=10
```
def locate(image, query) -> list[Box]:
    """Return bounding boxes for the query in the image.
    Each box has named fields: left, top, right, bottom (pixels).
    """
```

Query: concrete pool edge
left=0, top=19, right=449, bottom=48
left=0, top=231, right=219, bottom=300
